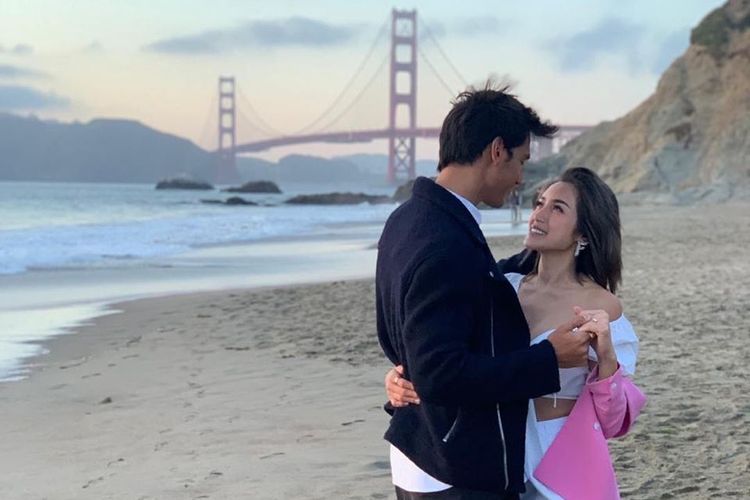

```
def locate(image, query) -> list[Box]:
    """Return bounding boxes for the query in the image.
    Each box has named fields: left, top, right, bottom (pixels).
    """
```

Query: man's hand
left=385, top=365, right=420, bottom=407
left=546, top=312, right=592, bottom=368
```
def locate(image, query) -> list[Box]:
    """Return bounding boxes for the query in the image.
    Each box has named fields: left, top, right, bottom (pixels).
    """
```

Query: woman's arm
left=385, top=365, right=420, bottom=407
left=586, top=367, right=646, bottom=439
left=579, top=308, right=646, bottom=439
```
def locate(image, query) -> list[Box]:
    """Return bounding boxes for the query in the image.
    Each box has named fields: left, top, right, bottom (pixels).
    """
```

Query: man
left=376, top=85, right=591, bottom=499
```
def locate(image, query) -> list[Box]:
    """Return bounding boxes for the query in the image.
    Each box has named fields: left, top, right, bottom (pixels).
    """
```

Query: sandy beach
left=1, top=202, right=748, bottom=499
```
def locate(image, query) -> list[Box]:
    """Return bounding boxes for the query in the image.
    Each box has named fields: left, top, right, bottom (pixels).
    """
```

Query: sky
left=0, top=0, right=725, bottom=160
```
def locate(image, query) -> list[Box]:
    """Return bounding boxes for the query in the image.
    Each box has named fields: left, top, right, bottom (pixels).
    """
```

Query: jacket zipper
left=442, top=416, right=459, bottom=443
left=489, top=293, right=510, bottom=491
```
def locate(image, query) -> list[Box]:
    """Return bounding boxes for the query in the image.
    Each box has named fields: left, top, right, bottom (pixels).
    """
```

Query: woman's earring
left=574, top=240, right=588, bottom=257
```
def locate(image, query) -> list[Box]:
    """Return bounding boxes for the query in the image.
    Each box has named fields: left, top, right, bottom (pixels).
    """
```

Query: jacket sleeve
left=402, top=251, right=560, bottom=406
left=376, top=278, right=399, bottom=366
left=586, top=365, right=647, bottom=439
left=586, top=314, right=646, bottom=437
left=497, top=249, right=537, bottom=275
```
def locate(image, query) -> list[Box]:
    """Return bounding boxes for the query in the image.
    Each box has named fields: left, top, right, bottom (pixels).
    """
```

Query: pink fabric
left=533, top=366, right=646, bottom=500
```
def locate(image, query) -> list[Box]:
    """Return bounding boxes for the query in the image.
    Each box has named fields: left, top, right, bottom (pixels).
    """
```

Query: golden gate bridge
left=205, top=9, right=590, bottom=184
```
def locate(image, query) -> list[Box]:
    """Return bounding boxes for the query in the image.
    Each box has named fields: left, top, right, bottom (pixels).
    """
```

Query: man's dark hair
left=437, top=82, right=558, bottom=171
left=531, top=167, right=623, bottom=293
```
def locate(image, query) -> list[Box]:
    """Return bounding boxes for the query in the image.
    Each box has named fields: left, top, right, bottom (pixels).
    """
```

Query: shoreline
left=0, top=211, right=528, bottom=382
left=1, top=203, right=748, bottom=498
left=9, top=221, right=533, bottom=385
left=13, top=280, right=373, bottom=381
left=5, top=230, right=530, bottom=385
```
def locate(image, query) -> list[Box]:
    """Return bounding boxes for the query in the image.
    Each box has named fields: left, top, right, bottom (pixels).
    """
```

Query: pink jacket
left=534, top=366, right=647, bottom=499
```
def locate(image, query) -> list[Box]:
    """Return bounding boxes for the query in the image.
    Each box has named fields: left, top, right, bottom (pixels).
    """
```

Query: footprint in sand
left=82, top=476, right=105, bottom=489
left=60, top=357, right=88, bottom=369
left=125, top=336, right=142, bottom=347
left=341, top=419, right=365, bottom=426
left=295, top=433, right=318, bottom=443
left=368, top=460, right=390, bottom=471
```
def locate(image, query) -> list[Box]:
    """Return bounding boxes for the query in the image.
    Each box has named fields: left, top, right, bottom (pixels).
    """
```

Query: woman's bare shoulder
left=582, top=280, right=623, bottom=320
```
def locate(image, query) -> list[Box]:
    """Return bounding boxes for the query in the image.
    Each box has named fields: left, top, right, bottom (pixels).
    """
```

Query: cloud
left=546, top=18, right=646, bottom=73
left=144, top=17, right=360, bottom=54
left=82, top=41, right=104, bottom=53
left=0, top=64, right=49, bottom=80
left=652, top=28, right=690, bottom=73
left=422, top=17, right=504, bottom=39
left=12, top=44, right=34, bottom=55
left=0, top=44, right=35, bottom=55
left=0, top=85, right=69, bottom=110
left=545, top=18, right=692, bottom=76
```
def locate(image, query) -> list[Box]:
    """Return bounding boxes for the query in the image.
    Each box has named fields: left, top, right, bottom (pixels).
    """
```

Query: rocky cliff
left=549, top=0, right=750, bottom=201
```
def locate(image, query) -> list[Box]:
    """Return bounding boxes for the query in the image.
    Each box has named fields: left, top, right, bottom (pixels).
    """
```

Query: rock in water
left=200, top=197, right=257, bottom=206
left=392, top=179, right=417, bottom=202
left=222, top=181, right=282, bottom=193
left=156, top=178, right=214, bottom=190
left=285, top=192, right=392, bottom=205
left=224, top=196, right=257, bottom=206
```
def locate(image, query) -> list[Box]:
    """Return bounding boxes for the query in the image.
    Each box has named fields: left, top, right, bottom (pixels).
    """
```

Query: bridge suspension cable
left=236, top=86, right=285, bottom=138
left=418, top=18, right=470, bottom=90
left=235, top=107, right=279, bottom=141
left=314, top=52, right=388, bottom=133
left=291, top=15, right=390, bottom=136
left=418, top=45, right=461, bottom=100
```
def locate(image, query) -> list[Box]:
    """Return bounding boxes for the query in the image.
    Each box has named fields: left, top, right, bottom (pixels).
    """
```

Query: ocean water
left=0, top=180, right=529, bottom=381
left=0, top=181, right=400, bottom=275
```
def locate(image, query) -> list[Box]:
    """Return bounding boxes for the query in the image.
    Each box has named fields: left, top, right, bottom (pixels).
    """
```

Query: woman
left=385, top=167, right=646, bottom=499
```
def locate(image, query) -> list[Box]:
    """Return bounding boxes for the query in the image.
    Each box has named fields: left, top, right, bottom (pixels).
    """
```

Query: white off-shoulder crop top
left=504, top=272, right=640, bottom=402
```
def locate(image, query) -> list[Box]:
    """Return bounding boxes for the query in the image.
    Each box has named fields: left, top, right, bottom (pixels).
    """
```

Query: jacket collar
left=411, top=176, right=489, bottom=249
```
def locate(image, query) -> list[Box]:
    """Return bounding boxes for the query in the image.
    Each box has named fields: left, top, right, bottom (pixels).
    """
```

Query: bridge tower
left=217, top=76, right=240, bottom=184
left=387, top=9, right=418, bottom=184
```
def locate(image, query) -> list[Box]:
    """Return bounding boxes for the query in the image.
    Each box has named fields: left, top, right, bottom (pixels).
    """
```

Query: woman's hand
left=385, top=365, right=420, bottom=407
left=575, top=307, right=618, bottom=378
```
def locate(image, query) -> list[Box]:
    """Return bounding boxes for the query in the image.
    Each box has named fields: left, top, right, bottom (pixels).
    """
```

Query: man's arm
left=497, top=249, right=536, bottom=275
left=401, top=251, right=560, bottom=406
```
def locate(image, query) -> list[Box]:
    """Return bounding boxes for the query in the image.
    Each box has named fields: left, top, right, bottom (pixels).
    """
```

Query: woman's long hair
left=531, top=167, right=622, bottom=293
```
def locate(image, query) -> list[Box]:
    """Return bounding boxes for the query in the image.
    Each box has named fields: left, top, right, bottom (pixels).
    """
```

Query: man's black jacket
left=376, top=177, right=559, bottom=495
